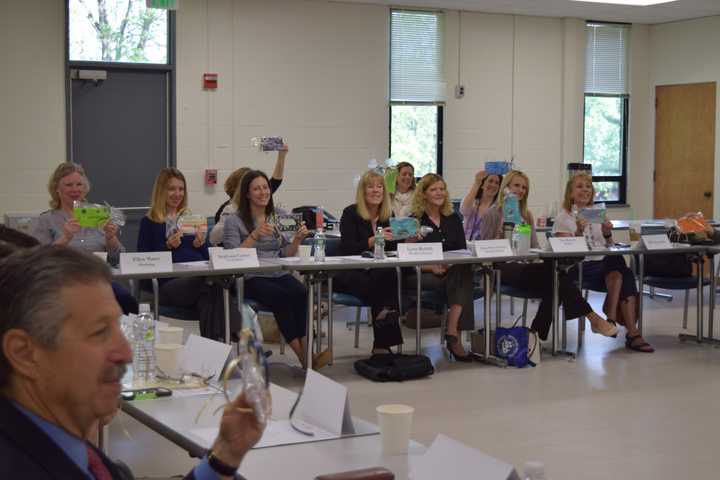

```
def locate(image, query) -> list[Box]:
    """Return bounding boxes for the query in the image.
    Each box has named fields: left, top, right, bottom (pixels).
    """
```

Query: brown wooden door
left=654, top=82, right=716, bottom=219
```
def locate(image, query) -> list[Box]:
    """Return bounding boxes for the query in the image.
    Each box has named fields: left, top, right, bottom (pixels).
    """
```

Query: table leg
left=495, top=269, right=502, bottom=330
left=552, top=260, right=559, bottom=356
left=697, top=256, right=704, bottom=342
left=306, top=274, right=315, bottom=370
left=415, top=266, right=422, bottom=355
left=236, top=276, right=245, bottom=326
left=223, top=285, right=231, bottom=345
left=475, top=267, right=506, bottom=367
left=151, top=278, right=160, bottom=321
left=709, top=254, right=716, bottom=341
left=638, top=253, right=645, bottom=335
left=327, top=276, right=334, bottom=365
left=316, top=277, right=323, bottom=353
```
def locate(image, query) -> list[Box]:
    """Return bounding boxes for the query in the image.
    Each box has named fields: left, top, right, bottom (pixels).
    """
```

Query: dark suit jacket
left=0, top=395, right=195, bottom=479
left=339, top=204, right=399, bottom=255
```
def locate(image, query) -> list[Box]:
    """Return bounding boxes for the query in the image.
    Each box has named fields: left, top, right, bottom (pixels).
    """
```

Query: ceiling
left=336, top=0, right=720, bottom=24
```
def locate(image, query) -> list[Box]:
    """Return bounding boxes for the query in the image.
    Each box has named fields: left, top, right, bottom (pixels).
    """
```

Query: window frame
left=582, top=93, right=629, bottom=205
left=388, top=102, right=444, bottom=177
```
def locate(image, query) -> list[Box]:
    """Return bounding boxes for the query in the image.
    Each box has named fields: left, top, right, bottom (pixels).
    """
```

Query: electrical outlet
left=455, top=85, right=465, bottom=98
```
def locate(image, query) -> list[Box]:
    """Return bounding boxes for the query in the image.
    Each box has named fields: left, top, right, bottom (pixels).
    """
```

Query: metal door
left=70, top=68, right=169, bottom=251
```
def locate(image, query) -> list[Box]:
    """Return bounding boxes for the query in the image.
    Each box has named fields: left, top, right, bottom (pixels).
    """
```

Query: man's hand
left=210, top=394, right=265, bottom=471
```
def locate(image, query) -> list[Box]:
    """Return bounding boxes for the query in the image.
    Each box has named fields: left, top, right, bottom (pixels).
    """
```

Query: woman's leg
left=335, top=269, right=403, bottom=350
left=244, top=275, right=308, bottom=364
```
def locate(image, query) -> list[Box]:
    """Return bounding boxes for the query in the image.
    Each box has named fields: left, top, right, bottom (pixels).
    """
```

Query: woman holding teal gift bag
left=390, top=161, right=416, bottom=218
left=33, top=162, right=137, bottom=314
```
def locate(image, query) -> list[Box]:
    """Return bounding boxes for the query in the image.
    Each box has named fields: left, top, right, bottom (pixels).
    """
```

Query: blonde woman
left=33, top=162, right=137, bottom=314
left=391, top=161, right=415, bottom=217
left=336, top=170, right=403, bottom=352
left=411, top=174, right=475, bottom=361
left=210, top=145, right=288, bottom=245
left=479, top=170, right=618, bottom=340
left=554, top=174, right=652, bottom=352
left=137, top=169, right=240, bottom=340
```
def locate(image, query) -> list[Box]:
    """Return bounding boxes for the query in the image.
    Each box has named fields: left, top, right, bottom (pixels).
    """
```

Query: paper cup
left=158, top=325, right=184, bottom=345
left=376, top=404, right=414, bottom=455
left=156, top=343, right=183, bottom=378
left=298, top=245, right=312, bottom=259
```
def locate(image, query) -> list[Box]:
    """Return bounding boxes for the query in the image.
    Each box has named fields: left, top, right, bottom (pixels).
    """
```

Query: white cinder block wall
left=2, top=0, right=718, bottom=222
left=0, top=0, right=66, bottom=216
left=176, top=0, right=390, bottom=218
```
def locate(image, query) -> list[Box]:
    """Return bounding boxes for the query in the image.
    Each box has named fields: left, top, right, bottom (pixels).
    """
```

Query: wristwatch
left=208, top=451, right=239, bottom=476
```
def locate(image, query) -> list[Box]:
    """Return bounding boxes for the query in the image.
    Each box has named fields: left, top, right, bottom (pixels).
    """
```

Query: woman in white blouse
left=553, top=173, right=653, bottom=353
left=391, top=162, right=415, bottom=218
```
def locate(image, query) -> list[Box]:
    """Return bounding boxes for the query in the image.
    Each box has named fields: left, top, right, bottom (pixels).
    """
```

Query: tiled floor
left=134, top=288, right=720, bottom=479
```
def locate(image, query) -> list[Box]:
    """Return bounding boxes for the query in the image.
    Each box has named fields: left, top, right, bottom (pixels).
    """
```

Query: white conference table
left=110, top=381, right=425, bottom=479
left=537, top=243, right=711, bottom=355
left=112, top=260, right=282, bottom=343
left=265, top=250, right=538, bottom=367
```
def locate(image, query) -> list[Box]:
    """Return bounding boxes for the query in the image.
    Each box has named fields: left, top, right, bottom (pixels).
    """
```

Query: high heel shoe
left=444, top=334, right=473, bottom=362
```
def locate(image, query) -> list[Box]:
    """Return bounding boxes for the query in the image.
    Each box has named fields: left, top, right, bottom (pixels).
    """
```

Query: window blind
left=391, top=10, right=446, bottom=102
left=585, top=23, right=629, bottom=95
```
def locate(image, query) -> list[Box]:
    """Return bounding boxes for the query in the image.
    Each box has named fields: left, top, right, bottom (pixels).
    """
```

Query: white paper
left=410, top=434, right=517, bottom=480
left=472, top=239, right=514, bottom=258
left=209, top=247, right=260, bottom=269
left=119, top=252, right=173, bottom=274
left=397, top=243, right=444, bottom=261
left=295, top=370, right=348, bottom=436
left=93, top=251, right=108, bottom=262
left=178, top=334, right=232, bottom=382
left=641, top=234, right=672, bottom=250
left=549, top=237, right=588, bottom=253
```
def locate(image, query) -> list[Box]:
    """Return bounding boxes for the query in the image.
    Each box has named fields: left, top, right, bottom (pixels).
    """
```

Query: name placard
left=549, top=237, right=589, bottom=253
left=209, top=247, right=260, bottom=269
left=472, top=239, right=514, bottom=258
left=119, top=252, right=172, bottom=274
left=397, top=242, right=444, bottom=261
left=641, top=234, right=672, bottom=250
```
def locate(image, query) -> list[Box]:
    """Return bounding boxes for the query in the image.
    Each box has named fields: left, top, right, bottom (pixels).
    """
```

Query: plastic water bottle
left=523, top=461, right=547, bottom=480
left=512, top=223, right=531, bottom=254
left=374, top=226, right=386, bottom=259
left=314, top=226, right=326, bottom=262
left=132, top=304, right=156, bottom=385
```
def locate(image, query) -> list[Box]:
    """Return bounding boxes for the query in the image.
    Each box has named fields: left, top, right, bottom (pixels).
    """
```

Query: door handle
left=704, top=192, right=712, bottom=198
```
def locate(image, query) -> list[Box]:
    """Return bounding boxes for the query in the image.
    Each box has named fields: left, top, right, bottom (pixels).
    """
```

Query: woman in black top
left=335, top=170, right=403, bottom=352
left=411, top=173, right=475, bottom=361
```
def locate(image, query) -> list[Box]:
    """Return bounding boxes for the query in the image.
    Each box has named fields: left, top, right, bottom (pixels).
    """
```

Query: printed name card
left=119, top=252, right=172, bottom=274
left=93, top=251, right=108, bottom=263
left=549, top=237, right=589, bottom=253
left=641, top=234, right=672, bottom=250
left=209, top=247, right=260, bottom=269
left=472, top=239, right=514, bottom=258
left=397, top=242, right=444, bottom=261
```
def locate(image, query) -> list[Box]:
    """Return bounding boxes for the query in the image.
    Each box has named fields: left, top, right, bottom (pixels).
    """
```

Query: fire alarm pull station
left=205, top=169, right=218, bottom=185
left=203, top=73, right=218, bottom=90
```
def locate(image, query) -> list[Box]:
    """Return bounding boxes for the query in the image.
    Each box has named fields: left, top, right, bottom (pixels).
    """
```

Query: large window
left=68, top=0, right=169, bottom=64
left=583, top=23, right=629, bottom=204
left=389, top=10, right=445, bottom=177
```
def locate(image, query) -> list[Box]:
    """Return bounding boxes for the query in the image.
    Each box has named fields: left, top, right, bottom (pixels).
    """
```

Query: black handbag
left=354, top=353, right=434, bottom=382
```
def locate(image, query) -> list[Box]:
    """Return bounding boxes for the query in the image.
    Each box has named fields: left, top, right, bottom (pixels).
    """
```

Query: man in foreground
left=0, top=246, right=263, bottom=478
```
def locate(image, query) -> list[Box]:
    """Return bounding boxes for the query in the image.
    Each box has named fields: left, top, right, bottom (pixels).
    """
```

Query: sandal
left=590, top=318, right=619, bottom=338
left=625, top=334, right=654, bottom=353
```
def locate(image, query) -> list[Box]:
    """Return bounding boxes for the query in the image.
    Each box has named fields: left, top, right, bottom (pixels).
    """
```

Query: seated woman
left=32, top=162, right=138, bottom=314
left=554, top=173, right=653, bottom=352
left=335, top=170, right=404, bottom=353
left=138, top=168, right=238, bottom=340
left=210, top=144, right=288, bottom=245
left=391, top=161, right=415, bottom=218
left=460, top=170, right=502, bottom=240
left=410, top=174, right=475, bottom=362
left=224, top=170, right=313, bottom=367
left=479, top=170, right=618, bottom=341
